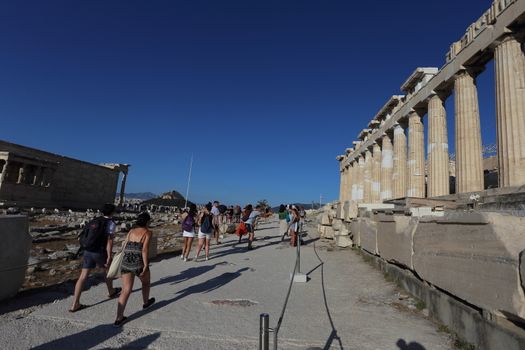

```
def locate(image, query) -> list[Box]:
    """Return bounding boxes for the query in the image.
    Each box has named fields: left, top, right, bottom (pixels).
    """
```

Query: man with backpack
left=69, top=203, right=121, bottom=312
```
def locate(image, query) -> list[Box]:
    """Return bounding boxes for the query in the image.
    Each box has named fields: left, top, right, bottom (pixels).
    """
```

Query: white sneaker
left=180, top=254, right=184, bottom=260
left=183, top=257, right=187, bottom=262
left=205, top=256, right=209, bottom=261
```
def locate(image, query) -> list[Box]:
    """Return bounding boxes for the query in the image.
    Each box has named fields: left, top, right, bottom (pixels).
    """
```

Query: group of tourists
left=69, top=204, right=154, bottom=327
left=277, top=204, right=306, bottom=247
left=68, top=200, right=303, bottom=327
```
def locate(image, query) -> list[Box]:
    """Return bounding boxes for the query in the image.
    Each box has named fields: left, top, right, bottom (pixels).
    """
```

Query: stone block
left=350, top=219, right=361, bottom=247
left=360, top=217, right=378, bottom=255
left=413, top=212, right=525, bottom=320
left=344, top=201, right=358, bottom=221
left=335, top=202, right=344, bottom=219
left=358, top=203, right=395, bottom=211
left=335, top=234, right=352, bottom=248
left=320, top=213, right=331, bottom=226
left=324, top=226, right=334, bottom=239
left=0, top=215, right=31, bottom=301
left=377, top=213, right=416, bottom=269
left=332, top=219, right=342, bottom=231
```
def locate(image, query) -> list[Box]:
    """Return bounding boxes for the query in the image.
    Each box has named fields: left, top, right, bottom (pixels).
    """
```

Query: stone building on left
left=0, top=139, right=129, bottom=210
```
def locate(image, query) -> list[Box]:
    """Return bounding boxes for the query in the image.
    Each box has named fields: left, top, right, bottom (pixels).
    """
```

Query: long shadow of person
left=396, top=339, right=426, bottom=350
left=126, top=267, right=250, bottom=324
left=102, top=332, right=161, bottom=349
left=150, top=263, right=223, bottom=288
left=32, top=324, right=123, bottom=350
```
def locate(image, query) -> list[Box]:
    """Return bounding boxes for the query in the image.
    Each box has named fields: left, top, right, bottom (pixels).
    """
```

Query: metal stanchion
left=293, top=226, right=307, bottom=283
left=259, top=313, right=270, bottom=350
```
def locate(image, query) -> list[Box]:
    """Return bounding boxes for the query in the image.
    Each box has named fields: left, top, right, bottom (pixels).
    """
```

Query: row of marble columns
left=339, top=34, right=525, bottom=203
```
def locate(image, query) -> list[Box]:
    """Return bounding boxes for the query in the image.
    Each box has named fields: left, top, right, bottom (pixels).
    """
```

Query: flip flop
left=108, top=287, right=122, bottom=298
left=113, top=316, right=128, bottom=327
left=69, top=304, right=87, bottom=313
left=142, top=298, right=156, bottom=309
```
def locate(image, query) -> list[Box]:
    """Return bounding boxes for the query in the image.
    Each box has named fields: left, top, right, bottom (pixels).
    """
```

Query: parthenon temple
left=319, top=1, right=525, bottom=348
left=337, top=1, right=525, bottom=202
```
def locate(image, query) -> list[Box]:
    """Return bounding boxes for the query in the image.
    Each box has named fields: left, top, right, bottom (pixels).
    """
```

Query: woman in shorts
left=194, top=202, right=213, bottom=261
left=181, top=204, right=197, bottom=261
left=289, top=206, right=301, bottom=247
left=114, top=212, right=155, bottom=327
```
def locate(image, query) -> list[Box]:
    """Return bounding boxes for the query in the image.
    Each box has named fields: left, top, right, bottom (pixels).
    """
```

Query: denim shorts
left=82, top=250, right=107, bottom=269
left=246, top=224, right=253, bottom=233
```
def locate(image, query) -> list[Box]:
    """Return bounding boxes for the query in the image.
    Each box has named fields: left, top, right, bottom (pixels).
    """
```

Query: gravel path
left=0, top=218, right=453, bottom=349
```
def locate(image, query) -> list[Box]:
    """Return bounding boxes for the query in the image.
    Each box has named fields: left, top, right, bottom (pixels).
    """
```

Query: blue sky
left=0, top=0, right=496, bottom=205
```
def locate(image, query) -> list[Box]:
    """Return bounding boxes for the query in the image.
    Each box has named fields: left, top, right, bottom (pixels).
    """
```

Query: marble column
left=392, top=124, right=408, bottom=198
left=363, top=150, right=372, bottom=203
left=357, top=155, right=365, bottom=202
left=351, top=161, right=358, bottom=201
left=345, top=163, right=352, bottom=201
left=380, top=134, right=393, bottom=201
left=494, top=34, right=525, bottom=187
left=339, top=168, right=345, bottom=202
left=119, top=171, right=128, bottom=206
left=427, top=94, right=450, bottom=197
left=454, top=69, right=484, bottom=193
left=407, top=111, right=425, bottom=198
left=371, top=143, right=382, bottom=203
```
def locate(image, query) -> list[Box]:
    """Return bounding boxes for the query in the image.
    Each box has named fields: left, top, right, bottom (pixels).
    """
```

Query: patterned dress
left=121, top=241, right=144, bottom=276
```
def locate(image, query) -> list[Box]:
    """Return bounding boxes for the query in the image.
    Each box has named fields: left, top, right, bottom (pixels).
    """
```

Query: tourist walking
left=114, top=212, right=155, bottom=326
left=278, top=204, right=288, bottom=241
left=244, top=204, right=263, bottom=250
left=194, top=202, right=213, bottom=261
left=211, top=201, right=222, bottom=244
left=289, top=206, right=301, bottom=247
left=69, top=203, right=120, bottom=313
left=233, top=205, right=241, bottom=223
left=181, top=204, right=197, bottom=261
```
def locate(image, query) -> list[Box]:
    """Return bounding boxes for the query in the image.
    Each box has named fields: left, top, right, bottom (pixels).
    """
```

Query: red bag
left=235, top=222, right=248, bottom=236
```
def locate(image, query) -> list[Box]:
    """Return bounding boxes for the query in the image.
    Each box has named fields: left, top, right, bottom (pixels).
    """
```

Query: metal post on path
left=259, top=313, right=270, bottom=350
left=293, top=226, right=307, bottom=283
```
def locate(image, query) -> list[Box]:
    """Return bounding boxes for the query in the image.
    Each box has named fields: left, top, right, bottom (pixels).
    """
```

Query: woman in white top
left=181, top=204, right=197, bottom=261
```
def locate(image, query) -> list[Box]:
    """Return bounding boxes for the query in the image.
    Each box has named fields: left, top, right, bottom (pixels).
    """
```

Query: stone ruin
left=320, top=0, right=525, bottom=348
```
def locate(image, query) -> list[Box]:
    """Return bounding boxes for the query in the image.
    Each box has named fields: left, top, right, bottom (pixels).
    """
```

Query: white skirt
left=198, top=229, right=212, bottom=240
left=183, top=230, right=195, bottom=238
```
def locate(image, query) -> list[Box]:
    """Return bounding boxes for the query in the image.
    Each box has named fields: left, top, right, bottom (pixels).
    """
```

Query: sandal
left=143, top=298, right=156, bottom=309
left=108, top=287, right=122, bottom=298
left=113, top=316, right=128, bottom=327
left=69, top=304, right=87, bottom=313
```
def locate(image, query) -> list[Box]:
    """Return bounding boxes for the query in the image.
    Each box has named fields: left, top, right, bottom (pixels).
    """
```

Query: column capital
left=455, top=66, right=485, bottom=80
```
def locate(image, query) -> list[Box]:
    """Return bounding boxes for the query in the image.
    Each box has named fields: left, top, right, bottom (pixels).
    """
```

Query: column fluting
left=407, top=111, right=425, bottom=198
left=393, top=124, right=408, bottom=198
left=380, top=134, right=393, bottom=201
left=427, top=94, right=450, bottom=197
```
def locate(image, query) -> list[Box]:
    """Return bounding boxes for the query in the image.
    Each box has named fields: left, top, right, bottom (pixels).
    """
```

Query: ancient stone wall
left=0, top=215, right=31, bottom=301
left=0, top=140, right=120, bottom=210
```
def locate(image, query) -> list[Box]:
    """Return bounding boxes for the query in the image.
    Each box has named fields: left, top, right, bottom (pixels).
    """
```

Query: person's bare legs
left=205, top=238, right=210, bottom=259
left=70, top=268, right=90, bottom=311
left=184, top=238, right=194, bottom=259
left=116, top=273, right=134, bottom=321
left=195, top=238, right=205, bottom=259
left=138, top=270, right=151, bottom=304
left=105, top=268, right=117, bottom=296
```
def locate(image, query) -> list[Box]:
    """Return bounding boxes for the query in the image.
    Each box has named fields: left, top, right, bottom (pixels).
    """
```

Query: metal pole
left=259, top=313, right=270, bottom=350
left=296, top=231, right=301, bottom=274
left=184, top=153, right=193, bottom=209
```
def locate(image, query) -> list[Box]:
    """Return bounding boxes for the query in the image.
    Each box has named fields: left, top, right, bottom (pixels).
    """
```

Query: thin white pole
left=184, top=154, right=193, bottom=209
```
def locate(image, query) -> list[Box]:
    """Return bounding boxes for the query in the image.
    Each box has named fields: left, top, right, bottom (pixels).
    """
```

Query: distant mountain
left=142, top=190, right=194, bottom=208
left=122, top=192, right=157, bottom=200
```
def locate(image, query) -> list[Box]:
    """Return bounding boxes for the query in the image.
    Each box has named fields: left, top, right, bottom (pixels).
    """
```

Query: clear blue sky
left=0, top=0, right=496, bottom=206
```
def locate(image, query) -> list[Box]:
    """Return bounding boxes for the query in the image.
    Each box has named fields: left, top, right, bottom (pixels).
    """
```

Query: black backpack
left=218, top=205, right=227, bottom=214
left=79, top=217, right=110, bottom=252
left=200, top=214, right=213, bottom=234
